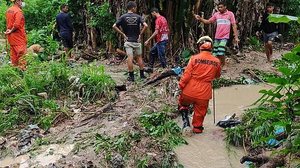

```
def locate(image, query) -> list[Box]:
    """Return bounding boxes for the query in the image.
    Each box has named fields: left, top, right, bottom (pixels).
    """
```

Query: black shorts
left=60, top=33, right=73, bottom=48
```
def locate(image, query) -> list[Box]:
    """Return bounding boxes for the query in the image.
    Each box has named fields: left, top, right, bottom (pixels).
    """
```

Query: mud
left=0, top=144, right=74, bottom=167
left=175, top=84, right=272, bottom=168
left=0, top=49, right=285, bottom=167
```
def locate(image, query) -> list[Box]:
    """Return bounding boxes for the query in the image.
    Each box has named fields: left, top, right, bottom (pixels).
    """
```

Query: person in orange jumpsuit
left=178, top=36, right=221, bottom=135
left=5, top=0, right=27, bottom=70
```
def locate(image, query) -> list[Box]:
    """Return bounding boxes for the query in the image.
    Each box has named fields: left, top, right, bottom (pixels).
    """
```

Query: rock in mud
left=110, top=153, right=124, bottom=168
left=17, top=124, right=43, bottom=154
left=80, top=160, right=95, bottom=168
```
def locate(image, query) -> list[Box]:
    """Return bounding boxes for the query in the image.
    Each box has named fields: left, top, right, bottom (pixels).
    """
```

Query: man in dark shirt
left=112, top=1, right=148, bottom=82
left=56, top=4, right=74, bottom=59
left=257, top=3, right=278, bottom=62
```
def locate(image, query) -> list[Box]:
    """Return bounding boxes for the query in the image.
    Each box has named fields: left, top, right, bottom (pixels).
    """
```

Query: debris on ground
left=18, top=124, right=43, bottom=154
left=216, top=113, right=241, bottom=128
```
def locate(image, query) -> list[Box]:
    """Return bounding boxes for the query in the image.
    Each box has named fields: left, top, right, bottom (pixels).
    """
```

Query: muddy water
left=0, top=144, right=74, bottom=167
left=175, top=84, right=272, bottom=168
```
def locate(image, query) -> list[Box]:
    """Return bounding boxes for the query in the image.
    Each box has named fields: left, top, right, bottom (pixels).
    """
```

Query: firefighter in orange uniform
left=5, top=0, right=27, bottom=70
left=178, top=36, right=221, bottom=135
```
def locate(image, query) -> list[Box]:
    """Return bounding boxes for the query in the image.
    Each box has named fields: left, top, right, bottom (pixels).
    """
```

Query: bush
left=87, top=2, right=116, bottom=42
left=23, top=0, right=65, bottom=31
left=139, top=106, right=187, bottom=150
left=0, top=55, right=116, bottom=134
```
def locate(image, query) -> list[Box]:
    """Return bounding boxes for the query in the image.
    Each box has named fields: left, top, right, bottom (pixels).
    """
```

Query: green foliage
left=280, top=0, right=300, bottom=17
left=23, top=0, right=65, bottom=31
left=139, top=106, right=187, bottom=150
left=247, top=36, right=262, bottom=51
left=93, top=106, right=185, bottom=167
left=80, top=64, right=116, bottom=102
left=269, top=14, right=300, bottom=43
left=0, top=55, right=116, bottom=134
left=27, top=29, right=59, bottom=59
left=136, top=157, right=149, bottom=168
left=213, top=78, right=244, bottom=89
left=288, top=22, right=300, bottom=43
left=0, top=108, right=28, bottom=134
left=269, top=14, right=300, bottom=24
left=94, top=132, right=140, bottom=160
left=179, top=49, right=193, bottom=64
left=0, top=1, right=8, bottom=32
left=87, top=1, right=116, bottom=42
left=226, top=45, right=300, bottom=155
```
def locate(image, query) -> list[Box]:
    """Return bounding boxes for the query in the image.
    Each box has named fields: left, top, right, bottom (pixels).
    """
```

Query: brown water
left=0, top=144, right=74, bottom=167
left=175, top=84, right=271, bottom=168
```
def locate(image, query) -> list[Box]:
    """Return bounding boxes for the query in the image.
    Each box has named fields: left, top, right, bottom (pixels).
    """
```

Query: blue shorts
left=263, top=32, right=278, bottom=43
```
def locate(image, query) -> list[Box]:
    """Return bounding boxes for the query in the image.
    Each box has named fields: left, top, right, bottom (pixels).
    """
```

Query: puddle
left=175, top=84, right=272, bottom=168
left=0, top=144, right=74, bottom=167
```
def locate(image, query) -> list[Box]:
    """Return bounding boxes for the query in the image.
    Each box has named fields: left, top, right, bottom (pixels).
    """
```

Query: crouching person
left=178, top=36, right=221, bottom=135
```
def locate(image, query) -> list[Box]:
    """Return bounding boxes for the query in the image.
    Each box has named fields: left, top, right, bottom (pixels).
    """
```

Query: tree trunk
left=71, top=0, right=271, bottom=62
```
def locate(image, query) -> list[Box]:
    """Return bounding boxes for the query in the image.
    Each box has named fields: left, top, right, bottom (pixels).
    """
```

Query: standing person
left=194, top=2, right=239, bottom=67
left=145, top=8, right=169, bottom=69
left=178, top=36, right=221, bottom=135
left=5, top=0, right=27, bottom=70
left=56, top=4, right=74, bottom=60
left=256, top=3, right=278, bottom=62
left=112, top=1, right=148, bottom=82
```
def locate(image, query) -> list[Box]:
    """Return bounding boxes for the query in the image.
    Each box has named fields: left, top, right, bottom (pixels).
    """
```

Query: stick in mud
left=213, top=86, right=216, bottom=124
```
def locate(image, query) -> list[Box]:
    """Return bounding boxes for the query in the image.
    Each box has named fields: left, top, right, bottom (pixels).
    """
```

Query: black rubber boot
left=128, top=72, right=134, bottom=82
left=179, top=106, right=192, bottom=136
left=180, top=108, right=190, bottom=128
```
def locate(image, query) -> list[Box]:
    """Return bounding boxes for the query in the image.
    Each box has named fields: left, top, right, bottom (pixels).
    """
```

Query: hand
left=137, top=35, right=141, bottom=43
left=144, top=40, right=150, bottom=46
left=194, top=14, right=202, bottom=21
left=255, top=31, right=261, bottom=37
left=122, top=33, right=128, bottom=42
left=234, top=37, right=240, bottom=44
left=5, top=29, right=12, bottom=35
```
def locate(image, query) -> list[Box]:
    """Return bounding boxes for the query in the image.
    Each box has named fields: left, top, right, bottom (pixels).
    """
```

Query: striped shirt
left=208, top=10, right=236, bottom=39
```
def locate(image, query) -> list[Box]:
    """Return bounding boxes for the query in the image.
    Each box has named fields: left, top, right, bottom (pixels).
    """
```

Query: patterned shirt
left=155, top=15, right=169, bottom=42
left=208, top=10, right=236, bottom=39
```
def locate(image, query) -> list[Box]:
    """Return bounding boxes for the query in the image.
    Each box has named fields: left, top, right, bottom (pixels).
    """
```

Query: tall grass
left=0, top=55, right=116, bottom=134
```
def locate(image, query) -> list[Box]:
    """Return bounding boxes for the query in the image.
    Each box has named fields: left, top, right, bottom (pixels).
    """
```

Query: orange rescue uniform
left=179, top=51, right=221, bottom=132
left=6, top=4, right=27, bottom=70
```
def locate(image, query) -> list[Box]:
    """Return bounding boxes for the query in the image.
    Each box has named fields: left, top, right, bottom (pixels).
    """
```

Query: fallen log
left=240, top=154, right=285, bottom=168
left=144, top=70, right=177, bottom=85
left=144, top=67, right=184, bottom=85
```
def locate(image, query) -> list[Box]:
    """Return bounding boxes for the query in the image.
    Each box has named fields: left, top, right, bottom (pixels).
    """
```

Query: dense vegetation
left=0, top=55, right=116, bottom=135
